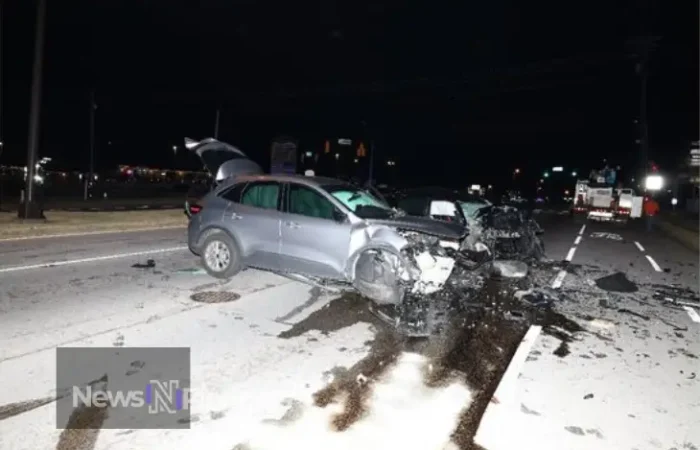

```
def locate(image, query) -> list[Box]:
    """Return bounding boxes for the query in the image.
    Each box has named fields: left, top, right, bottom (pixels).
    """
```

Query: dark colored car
left=396, top=187, right=545, bottom=261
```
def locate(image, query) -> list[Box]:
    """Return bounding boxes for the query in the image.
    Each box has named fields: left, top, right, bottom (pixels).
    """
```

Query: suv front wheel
left=200, top=231, right=243, bottom=279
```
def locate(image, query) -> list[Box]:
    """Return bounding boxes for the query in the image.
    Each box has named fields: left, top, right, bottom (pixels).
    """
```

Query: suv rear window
left=219, top=182, right=248, bottom=203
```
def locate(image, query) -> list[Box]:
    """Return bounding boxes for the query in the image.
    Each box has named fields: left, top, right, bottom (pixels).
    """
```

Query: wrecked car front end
left=463, top=204, right=545, bottom=262
left=344, top=215, right=488, bottom=336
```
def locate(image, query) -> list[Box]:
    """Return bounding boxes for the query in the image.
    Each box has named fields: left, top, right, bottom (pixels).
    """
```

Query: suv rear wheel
left=200, top=231, right=242, bottom=279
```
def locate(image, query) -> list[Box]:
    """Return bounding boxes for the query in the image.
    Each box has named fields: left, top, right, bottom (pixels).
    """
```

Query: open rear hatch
left=185, top=137, right=263, bottom=182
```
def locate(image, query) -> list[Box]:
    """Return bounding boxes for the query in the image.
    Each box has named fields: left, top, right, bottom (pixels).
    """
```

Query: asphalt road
left=0, top=215, right=697, bottom=449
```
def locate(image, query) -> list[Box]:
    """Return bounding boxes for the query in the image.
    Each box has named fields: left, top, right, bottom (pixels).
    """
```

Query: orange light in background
left=324, top=140, right=330, bottom=154
left=357, top=142, right=367, bottom=157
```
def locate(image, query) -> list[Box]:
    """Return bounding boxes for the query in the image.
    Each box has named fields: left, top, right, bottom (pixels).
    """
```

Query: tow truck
left=572, top=179, right=643, bottom=223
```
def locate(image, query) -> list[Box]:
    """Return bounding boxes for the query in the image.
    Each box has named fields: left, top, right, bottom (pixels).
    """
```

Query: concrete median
left=0, top=209, right=187, bottom=240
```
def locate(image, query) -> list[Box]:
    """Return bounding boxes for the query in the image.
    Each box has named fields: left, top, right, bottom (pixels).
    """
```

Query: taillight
left=189, top=204, right=202, bottom=215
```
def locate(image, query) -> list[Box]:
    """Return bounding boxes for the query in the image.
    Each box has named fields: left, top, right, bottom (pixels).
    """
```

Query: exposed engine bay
left=463, top=205, right=545, bottom=261
left=352, top=229, right=491, bottom=336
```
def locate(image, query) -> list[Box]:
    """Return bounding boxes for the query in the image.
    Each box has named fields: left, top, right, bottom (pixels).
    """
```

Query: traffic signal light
left=357, top=142, right=367, bottom=157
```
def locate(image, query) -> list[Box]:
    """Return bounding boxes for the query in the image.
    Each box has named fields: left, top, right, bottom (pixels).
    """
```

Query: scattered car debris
left=590, top=232, right=624, bottom=241
left=493, top=261, right=528, bottom=279
left=650, top=284, right=700, bottom=307
left=131, top=259, right=156, bottom=269
left=617, top=308, right=650, bottom=321
left=514, top=288, right=555, bottom=308
left=594, top=272, right=638, bottom=293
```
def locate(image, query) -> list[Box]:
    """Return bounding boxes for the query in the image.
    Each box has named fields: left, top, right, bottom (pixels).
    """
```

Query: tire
left=199, top=230, right=243, bottom=279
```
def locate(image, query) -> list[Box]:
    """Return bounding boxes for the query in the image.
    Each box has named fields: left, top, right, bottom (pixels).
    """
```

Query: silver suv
left=185, top=138, right=469, bottom=308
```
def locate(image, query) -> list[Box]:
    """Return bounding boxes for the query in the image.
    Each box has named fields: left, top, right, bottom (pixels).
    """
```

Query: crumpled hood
left=366, top=215, right=467, bottom=240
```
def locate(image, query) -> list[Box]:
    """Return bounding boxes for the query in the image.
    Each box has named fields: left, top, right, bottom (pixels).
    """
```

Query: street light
left=571, top=171, right=577, bottom=177
left=644, top=174, right=663, bottom=191
left=543, top=172, right=549, bottom=178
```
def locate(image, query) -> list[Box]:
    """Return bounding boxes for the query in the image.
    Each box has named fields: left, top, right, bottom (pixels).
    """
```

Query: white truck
left=572, top=180, right=643, bottom=223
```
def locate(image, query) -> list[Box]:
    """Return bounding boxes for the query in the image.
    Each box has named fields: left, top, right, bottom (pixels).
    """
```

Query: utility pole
left=84, top=89, right=96, bottom=200
left=368, top=140, right=375, bottom=186
left=361, top=120, right=375, bottom=186
left=21, top=0, right=46, bottom=219
left=214, top=108, right=220, bottom=139
left=0, top=1, right=4, bottom=208
left=630, top=36, right=660, bottom=175
left=0, top=0, right=3, bottom=157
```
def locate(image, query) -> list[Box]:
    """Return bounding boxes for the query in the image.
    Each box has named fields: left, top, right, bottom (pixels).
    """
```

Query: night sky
left=2, top=0, right=698, bottom=188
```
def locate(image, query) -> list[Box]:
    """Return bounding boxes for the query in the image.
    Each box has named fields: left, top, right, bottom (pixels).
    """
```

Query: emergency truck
left=572, top=179, right=643, bottom=223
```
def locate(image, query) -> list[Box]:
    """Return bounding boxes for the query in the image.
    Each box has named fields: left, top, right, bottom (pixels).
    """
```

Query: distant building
left=270, top=136, right=298, bottom=175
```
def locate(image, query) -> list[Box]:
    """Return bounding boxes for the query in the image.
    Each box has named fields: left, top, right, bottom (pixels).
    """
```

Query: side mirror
left=333, top=209, right=347, bottom=223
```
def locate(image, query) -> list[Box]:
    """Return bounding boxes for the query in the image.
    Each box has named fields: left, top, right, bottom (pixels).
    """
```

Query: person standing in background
left=643, top=195, right=660, bottom=231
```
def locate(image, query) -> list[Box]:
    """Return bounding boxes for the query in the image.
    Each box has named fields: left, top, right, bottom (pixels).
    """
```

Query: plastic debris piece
left=493, top=260, right=528, bottom=278
left=132, top=259, right=156, bottom=269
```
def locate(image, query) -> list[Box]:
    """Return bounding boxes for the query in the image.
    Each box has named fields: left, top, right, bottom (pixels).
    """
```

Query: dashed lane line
left=634, top=241, right=645, bottom=252
left=645, top=255, right=663, bottom=272
left=551, top=270, right=567, bottom=289
left=552, top=230, right=583, bottom=289
left=0, top=246, right=188, bottom=274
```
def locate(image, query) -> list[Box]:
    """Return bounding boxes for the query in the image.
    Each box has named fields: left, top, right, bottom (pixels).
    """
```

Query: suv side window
left=288, top=184, right=337, bottom=220
left=219, top=182, right=248, bottom=203
left=240, top=181, right=280, bottom=210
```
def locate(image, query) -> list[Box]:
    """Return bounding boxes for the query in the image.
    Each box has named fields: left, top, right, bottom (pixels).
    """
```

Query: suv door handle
left=285, top=221, right=301, bottom=229
left=231, top=213, right=243, bottom=220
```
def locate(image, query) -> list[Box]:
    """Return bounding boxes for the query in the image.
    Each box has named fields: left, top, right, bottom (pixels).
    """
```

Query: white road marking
left=578, top=224, right=586, bottom=235
left=634, top=241, right=645, bottom=252
left=0, top=246, right=188, bottom=274
left=0, top=225, right=184, bottom=242
left=683, top=306, right=700, bottom=324
left=565, top=247, right=577, bottom=262
left=477, top=325, right=542, bottom=408
left=551, top=270, right=567, bottom=289
left=645, top=255, right=663, bottom=272
left=574, top=236, right=582, bottom=245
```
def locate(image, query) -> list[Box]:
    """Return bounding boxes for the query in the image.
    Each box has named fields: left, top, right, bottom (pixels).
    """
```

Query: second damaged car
left=185, top=138, right=482, bottom=335
left=396, top=187, right=545, bottom=264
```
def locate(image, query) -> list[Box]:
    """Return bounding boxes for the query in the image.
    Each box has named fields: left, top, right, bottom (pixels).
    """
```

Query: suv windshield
left=323, top=185, right=393, bottom=219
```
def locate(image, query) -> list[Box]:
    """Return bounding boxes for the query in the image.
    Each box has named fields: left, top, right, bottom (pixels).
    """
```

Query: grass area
left=0, top=210, right=187, bottom=239
left=662, top=211, right=699, bottom=232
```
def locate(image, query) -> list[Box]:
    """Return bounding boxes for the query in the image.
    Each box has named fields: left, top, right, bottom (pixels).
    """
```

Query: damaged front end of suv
left=347, top=218, right=491, bottom=336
